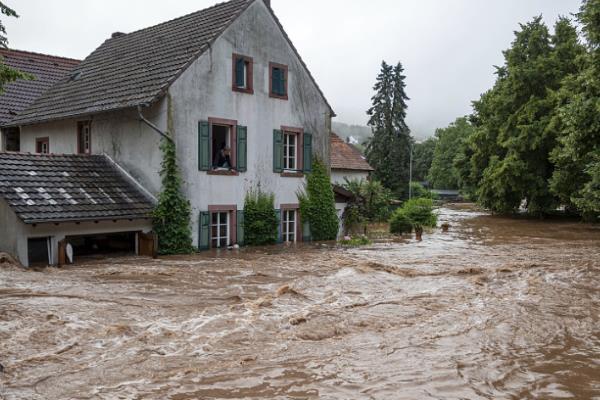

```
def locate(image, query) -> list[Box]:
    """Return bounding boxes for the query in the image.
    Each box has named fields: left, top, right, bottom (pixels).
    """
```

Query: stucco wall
left=19, top=102, right=166, bottom=195
left=169, top=0, right=333, bottom=246
left=331, top=169, right=370, bottom=185
left=0, top=198, right=28, bottom=264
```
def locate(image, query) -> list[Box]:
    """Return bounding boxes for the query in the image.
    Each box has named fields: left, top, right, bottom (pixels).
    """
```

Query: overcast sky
left=5, top=0, right=582, bottom=138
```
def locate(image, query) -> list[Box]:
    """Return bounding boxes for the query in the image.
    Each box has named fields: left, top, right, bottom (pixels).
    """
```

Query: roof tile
left=0, top=153, right=155, bottom=224
left=330, top=133, right=373, bottom=172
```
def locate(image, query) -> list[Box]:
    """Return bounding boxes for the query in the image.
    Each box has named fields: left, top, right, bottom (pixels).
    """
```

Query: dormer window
left=269, top=62, right=288, bottom=100
left=232, top=54, right=253, bottom=94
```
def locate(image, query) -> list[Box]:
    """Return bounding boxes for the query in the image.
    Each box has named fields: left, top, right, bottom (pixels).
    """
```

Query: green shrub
left=390, top=209, right=413, bottom=234
left=410, top=182, right=437, bottom=200
left=339, top=235, right=372, bottom=247
left=343, top=178, right=392, bottom=225
left=390, top=198, right=437, bottom=234
left=152, top=138, right=194, bottom=255
left=298, top=158, right=339, bottom=241
left=243, top=188, right=278, bottom=246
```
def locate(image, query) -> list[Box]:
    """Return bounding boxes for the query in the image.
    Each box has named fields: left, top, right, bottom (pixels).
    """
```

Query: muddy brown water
left=1, top=205, right=599, bottom=399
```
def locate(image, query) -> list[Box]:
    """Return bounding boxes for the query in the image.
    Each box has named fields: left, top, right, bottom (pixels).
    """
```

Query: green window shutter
left=280, top=69, right=287, bottom=95
left=272, top=68, right=280, bottom=95
left=273, top=129, right=283, bottom=173
left=199, top=211, right=210, bottom=250
left=303, top=133, right=312, bottom=173
left=237, top=210, right=245, bottom=246
left=237, top=125, right=247, bottom=172
left=276, top=209, right=283, bottom=243
left=198, top=121, right=210, bottom=171
left=302, top=220, right=311, bottom=242
left=235, top=57, right=245, bottom=88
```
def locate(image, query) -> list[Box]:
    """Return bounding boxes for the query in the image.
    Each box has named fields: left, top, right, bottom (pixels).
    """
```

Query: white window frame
left=211, top=211, right=230, bottom=248
left=283, top=132, right=297, bottom=171
left=282, top=209, right=297, bottom=243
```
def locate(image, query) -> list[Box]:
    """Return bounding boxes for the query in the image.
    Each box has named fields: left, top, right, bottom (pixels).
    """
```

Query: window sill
left=269, top=93, right=288, bottom=100
left=208, top=170, right=240, bottom=176
left=233, top=87, right=254, bottom=95
left=281, top=171, right=304, bottom=178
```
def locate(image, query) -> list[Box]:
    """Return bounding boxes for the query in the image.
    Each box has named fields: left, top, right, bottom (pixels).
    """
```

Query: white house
left=0, top=0, right=334, bottom=265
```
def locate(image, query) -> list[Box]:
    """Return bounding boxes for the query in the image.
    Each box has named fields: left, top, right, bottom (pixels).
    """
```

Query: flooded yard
left=1, top=205, right=599, bottom=399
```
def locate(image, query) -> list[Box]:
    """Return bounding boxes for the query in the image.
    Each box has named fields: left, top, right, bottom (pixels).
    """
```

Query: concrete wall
left=8, top=218, right=153, bottom=267
left=0, top=198, right=28, bottom=264
left=19, top=102, right=166, bottom=195
left=331, top=169, right=370, bottom=185
left=169, top=0, right=332, bottom=246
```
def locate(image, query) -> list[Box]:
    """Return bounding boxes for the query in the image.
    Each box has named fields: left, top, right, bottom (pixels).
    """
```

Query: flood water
left=1, top=205, right=599, bottom=399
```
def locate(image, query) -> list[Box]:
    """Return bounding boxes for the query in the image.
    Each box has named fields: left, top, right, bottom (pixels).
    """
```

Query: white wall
left=169, top=0, right=332, bottom=246
left=331, top=169, right=370, bottom=185
left=19, top=102, right=166, bottom=195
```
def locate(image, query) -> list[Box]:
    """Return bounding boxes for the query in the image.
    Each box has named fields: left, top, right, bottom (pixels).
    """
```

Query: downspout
left=137, top=105, right=174, bottom=143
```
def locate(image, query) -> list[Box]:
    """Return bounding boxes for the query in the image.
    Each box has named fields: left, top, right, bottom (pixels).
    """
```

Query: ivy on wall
left=243, top=188, right=279, bottom=246
left=298, top=157, right=339, bottom=241
left=152, top=138, right=194, bottom=255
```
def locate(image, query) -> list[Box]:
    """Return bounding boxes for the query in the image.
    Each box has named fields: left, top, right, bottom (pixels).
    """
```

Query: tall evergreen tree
left=366, top=61, right=412, bottom=198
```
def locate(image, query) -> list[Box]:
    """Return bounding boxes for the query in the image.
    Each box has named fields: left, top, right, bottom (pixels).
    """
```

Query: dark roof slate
left=330, top=132, right=373, bottom=172
left=7, top=0, right=255, bottom=126
left=0, top=153, right=155, bottom=224
left=0, top=49, right=80, bottom=125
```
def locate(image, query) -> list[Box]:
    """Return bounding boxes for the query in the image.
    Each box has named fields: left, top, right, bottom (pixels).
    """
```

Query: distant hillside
left=332, top=122, right=372, bottom=146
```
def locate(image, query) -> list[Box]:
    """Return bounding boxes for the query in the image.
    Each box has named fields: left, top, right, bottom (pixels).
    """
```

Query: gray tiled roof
left=0, top=153, right=155, bottom=224
left=0, top=49, right=80, bottom=125
left=7, top=0, right=254, bottom=126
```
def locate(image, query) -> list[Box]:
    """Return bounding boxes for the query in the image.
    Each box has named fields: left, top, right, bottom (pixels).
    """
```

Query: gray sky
left=5, top=0, right=582, bottom=138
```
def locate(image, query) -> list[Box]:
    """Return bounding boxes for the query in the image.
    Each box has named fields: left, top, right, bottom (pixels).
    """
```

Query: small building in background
left=0, top=49, right=80, bottom=152
left=330, top=132, right=373, bottom=185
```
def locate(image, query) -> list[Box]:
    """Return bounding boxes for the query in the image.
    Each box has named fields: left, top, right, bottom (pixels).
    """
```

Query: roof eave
left=23, top=215, right=153, bottom=225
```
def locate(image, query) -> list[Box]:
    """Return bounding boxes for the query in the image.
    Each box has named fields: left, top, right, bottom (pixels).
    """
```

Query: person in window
left=213, top=142, right=233, bottom=170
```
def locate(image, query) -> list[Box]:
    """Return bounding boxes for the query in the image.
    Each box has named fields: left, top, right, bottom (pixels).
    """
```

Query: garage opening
left=67, top=232, right=136, bottom=259
left=28, top=237, right=51, bottom=266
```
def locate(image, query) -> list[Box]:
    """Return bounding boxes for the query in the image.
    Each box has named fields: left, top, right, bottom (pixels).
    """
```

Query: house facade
left=1, top=0, right=334, bottom=264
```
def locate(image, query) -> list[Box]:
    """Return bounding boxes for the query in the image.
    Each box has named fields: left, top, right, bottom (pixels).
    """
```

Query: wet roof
left=330, top=133, right=373, bottom=172
left=0, top=49, right=80, bottom=126
left=0, top=153, right=155, bottom=224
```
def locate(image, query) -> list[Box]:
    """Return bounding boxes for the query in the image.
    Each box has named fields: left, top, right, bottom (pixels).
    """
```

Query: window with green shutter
left=237, top=210, right=245, bottom=246
left=273, top=129, right=283, bottom=173
left=237, top=125, right=247, bottom=172
left=269, top=62, right=288, bottom=99
left=303, top=132, right=312, bottom=173
left=233, top=54, right=253, bottom=94
left=199, top=211, right=210, bottom=250
left=198, top=121, right=210, bottom=171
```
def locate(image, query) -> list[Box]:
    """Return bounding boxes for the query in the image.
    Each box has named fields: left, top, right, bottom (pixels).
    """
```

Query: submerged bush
left=390, top=209, right=413, bottom=234
left=390, top=198, right=437, bottom=234
left=339, top=235, right=371, bottom=247
left=243, top=188, right=278, bottom=246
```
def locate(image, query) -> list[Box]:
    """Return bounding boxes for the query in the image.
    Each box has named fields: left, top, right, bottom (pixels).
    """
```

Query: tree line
left=374, top=0, right=599, bottom=221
